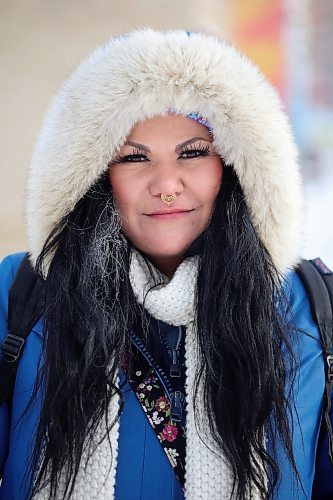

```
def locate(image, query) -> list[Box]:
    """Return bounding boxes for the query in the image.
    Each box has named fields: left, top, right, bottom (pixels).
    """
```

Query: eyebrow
left=124, top=136, right=212, bottom=154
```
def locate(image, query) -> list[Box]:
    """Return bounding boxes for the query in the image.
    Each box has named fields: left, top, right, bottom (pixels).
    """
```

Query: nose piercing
left=161, top=193, right=177, bottom=206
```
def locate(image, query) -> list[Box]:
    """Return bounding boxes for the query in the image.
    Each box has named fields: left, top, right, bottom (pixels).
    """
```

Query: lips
left=147, top=209, right=192, bottom=215
left=145, top=208, right=193, bottom=219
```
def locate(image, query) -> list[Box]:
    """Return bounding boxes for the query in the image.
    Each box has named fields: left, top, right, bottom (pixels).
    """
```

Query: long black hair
left=29, top=166, right=299, bottom=499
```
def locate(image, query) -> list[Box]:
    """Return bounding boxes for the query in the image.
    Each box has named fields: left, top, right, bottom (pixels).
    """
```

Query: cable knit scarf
left=34, top=249, right=259, bottom=499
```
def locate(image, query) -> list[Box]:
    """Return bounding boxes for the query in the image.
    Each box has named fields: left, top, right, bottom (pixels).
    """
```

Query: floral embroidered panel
left=121, top=344, right=186, bottom=490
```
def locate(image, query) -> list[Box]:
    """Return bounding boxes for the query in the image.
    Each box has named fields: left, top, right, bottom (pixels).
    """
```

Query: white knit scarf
left=34, top=249, right=259, bottom=499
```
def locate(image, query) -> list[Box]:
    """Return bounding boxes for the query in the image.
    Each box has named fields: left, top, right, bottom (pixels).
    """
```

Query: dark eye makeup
left=180, top=142, right=210, bottom=159
left=113, top=142, right=211, bottom=164
left=113, top=148, right=147, bottom=163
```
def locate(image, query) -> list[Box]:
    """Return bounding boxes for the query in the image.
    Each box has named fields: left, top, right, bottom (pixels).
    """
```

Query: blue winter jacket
left=0, top=252, right=329, bottom=499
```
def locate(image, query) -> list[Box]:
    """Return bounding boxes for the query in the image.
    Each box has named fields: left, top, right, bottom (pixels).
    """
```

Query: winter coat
left=0, top=251, right=329, bottom=499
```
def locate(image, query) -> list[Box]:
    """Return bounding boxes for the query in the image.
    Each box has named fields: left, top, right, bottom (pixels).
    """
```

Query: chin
left=144, top=241, right=195, bottom=260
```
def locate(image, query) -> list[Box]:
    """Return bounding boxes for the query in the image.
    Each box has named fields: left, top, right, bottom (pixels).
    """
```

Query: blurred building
left=285, top=0, right=333, bottom=264
left=229, top=0, right=333, bottom=265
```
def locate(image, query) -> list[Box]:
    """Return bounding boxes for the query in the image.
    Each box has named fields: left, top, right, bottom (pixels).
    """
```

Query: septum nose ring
left=161, top=193, right=177, bottom=206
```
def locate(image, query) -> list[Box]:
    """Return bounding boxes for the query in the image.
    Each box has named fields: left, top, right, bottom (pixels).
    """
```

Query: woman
left=0, top=29, right=326, bottom=499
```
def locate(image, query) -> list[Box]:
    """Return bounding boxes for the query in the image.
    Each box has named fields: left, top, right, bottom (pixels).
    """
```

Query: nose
left=149, top=159, right=184, bottom=198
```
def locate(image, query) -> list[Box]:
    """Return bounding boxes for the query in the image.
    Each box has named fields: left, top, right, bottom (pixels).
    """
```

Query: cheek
left=197, top=159, right=223, bottom=206
left=108, top=169, right=134, bottom=215
left=108, top=169, right=144, bottom=241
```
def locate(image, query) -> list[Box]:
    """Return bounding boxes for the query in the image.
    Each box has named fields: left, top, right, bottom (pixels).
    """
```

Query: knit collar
left=129, top=248, right=199, bottom=327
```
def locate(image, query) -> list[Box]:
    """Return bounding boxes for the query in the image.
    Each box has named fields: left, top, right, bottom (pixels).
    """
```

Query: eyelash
left=113, top=143, right=210, bottom=163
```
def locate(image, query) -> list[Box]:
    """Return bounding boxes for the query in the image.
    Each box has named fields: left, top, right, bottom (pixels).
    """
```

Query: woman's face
left=108, top=114, right=223, bottom=276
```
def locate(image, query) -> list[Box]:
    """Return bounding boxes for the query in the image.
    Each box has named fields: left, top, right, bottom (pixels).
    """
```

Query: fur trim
left=26, top=28, right=303, bottom=273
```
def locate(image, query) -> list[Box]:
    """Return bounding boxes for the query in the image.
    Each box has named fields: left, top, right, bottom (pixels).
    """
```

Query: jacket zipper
left=130, top=332, right=185, bottom=423
left=165, top=326, right=182, bottom=378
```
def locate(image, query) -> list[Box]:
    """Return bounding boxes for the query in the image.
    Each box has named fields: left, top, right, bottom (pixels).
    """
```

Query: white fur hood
left=26, top=28, right=302, bottom=273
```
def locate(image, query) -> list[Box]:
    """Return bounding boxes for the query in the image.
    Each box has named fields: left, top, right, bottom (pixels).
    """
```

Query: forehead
left=125, top=114, right=213, bottom=144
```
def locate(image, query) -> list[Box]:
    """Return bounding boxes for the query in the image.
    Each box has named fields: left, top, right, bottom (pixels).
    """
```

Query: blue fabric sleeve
left=273, top=271, right=325, bottom=499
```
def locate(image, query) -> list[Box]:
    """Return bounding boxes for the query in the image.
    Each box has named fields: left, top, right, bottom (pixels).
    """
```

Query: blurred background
left=1, top=0, right=332, bottom=265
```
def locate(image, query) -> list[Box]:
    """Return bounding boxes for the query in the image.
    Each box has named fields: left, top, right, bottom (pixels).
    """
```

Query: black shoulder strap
left=296, top=258, right=333, bottom=466
left=0, top=253, right=43, bottom=406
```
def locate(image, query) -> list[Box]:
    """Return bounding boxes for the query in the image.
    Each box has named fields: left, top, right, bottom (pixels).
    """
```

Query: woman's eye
left=179, top=148, right=210, bottom=159
left=118, top=153, right=148, bottom=163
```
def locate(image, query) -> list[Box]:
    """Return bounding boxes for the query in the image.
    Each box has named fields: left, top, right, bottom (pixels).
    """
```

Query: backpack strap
left=296, top=258, right=333, bottom=466
left=0, top=253, right=43, bottom=407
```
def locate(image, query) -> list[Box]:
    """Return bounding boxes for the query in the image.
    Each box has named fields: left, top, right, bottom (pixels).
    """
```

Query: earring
left=161, top=193, right=177, bottom=206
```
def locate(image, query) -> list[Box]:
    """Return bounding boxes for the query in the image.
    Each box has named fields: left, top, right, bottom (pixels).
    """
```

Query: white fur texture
left=26, top=28, right=303, bottom=273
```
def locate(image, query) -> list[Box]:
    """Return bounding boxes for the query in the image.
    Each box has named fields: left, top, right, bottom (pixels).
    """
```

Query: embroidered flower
left=139, top=383, right=145, bottom=389
left=162, top=423, right=178, bottom=442
left=152, top=411, right=164, bottom=425
left=165, top=448, right=179, bottom=461
left=135, top=371, right=142, bottom=376
left=155, top=396, right=170, bottom=413
left=146, top=385, right=152, bottom=391
left=139, top=393, right=145, bottom=399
